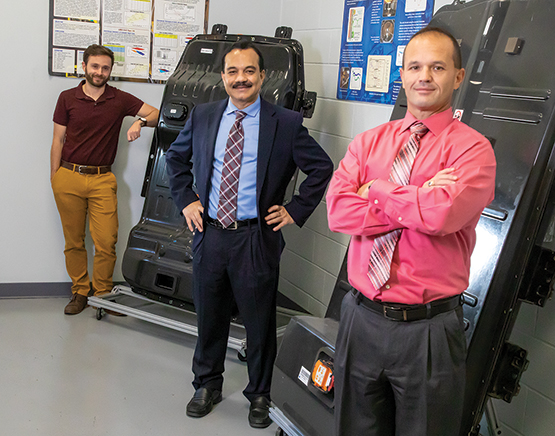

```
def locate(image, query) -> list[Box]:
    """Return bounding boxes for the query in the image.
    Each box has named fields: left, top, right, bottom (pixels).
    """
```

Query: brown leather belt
left=351, top=288, right=462, bottom=322
left=206, top=216, right=258, bottom=230
left=61, top=160, right=111, bottom=175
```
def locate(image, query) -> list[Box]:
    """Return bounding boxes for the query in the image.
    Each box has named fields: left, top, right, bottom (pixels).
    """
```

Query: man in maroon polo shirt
left=51, top=44, right=159, bottom=315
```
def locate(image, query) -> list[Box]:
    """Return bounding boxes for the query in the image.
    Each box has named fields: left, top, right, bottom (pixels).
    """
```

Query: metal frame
left=482, top=399, right=503, bottom=436
left=269, top=399, right=502, bottom=436
left=88, top=285, right=295, bottom=356
left=269, top=406, right=305, bottom=436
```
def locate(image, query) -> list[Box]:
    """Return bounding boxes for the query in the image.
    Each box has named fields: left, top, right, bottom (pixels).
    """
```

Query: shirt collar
left=225, top=96, right=261, bottom=118
left=75, top=80, right=116, bottom=102
left=400, top=108, right=455, bottom=137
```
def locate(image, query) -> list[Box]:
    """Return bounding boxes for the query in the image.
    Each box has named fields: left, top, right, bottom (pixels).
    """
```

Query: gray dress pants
left=334, top=291, right=466, bottom=436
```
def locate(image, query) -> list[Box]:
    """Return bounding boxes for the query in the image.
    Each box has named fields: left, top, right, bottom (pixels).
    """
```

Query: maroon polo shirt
left=53, top=80, right=144, bottom=166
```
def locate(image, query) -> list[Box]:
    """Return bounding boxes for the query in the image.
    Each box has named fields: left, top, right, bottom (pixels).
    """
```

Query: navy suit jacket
left=166, top=98, right=333, bottom=267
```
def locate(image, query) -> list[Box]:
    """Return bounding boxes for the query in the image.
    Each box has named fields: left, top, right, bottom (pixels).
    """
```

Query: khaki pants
left=52, top=167, right=118, bottom=296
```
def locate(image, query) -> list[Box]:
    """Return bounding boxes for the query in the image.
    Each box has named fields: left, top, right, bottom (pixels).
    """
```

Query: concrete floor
left=0, top=297, right=278, bottom=436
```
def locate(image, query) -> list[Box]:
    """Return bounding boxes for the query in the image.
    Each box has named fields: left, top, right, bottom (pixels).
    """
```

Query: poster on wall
left=101, top=0, right=152, bottom=79
left=337, top=0, right=434, bottom=105
left=49, top=0, right=209, bottom=83
left=151, top=0, right=206, bottom=80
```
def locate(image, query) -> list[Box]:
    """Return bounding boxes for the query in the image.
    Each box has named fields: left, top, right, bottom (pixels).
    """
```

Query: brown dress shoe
left=64, top=293, right=88, bottom=315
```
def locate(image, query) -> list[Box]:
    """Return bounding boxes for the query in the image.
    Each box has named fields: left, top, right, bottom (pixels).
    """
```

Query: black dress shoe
left=186, top=387, right=222, bottom=418
left=248, top=396, right=272, bottom=428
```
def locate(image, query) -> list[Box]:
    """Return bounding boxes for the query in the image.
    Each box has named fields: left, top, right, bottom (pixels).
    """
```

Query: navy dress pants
left=191, top=223, right=278, bottom=401
left=334, top=291, right=467, bottom=436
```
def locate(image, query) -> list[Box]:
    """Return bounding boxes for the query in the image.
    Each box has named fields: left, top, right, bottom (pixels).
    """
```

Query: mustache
left=232, top=81, right=252, bottom=88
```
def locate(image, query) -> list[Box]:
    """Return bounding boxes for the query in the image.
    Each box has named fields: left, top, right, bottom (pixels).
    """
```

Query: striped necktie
left=367, top=121, right=429, bottom=290
left=217, top=110, right=247, bottom=228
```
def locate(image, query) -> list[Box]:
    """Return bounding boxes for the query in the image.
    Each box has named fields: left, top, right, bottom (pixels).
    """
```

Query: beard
left=84, top=70, right=109, bottom=88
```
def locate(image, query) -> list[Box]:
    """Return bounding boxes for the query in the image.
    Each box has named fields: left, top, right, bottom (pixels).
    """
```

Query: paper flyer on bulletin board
left=337, top=0, right=434, bottom=105
left=49, top=0, right=209, bottom=83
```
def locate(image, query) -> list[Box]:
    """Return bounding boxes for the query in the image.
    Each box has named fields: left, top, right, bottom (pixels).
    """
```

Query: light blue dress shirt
left=208, top=97, right=260, bottom=220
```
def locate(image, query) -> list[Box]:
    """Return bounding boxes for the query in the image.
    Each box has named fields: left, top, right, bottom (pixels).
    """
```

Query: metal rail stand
left=88, top=285, right=297, bottom=359
left=270, top=406, right=305, bottom=436
left=270, top=399, right=503, bottom=436
left=480, top=399, right=503, bottom=436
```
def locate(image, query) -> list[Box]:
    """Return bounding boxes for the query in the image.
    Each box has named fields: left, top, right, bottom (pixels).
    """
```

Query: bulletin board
left=337, top=0, right=434, bottom=105
left=48, top=0, right=209, bottom=83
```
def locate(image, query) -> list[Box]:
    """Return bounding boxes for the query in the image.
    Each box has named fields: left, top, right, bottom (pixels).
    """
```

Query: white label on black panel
left=298, top=366, right=311, bottom=386
left=200, top=48, right=213, bottom=55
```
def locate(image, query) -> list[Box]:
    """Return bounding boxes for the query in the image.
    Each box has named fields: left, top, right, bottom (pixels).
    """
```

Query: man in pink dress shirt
left=327, top=27, right=496, bottom=436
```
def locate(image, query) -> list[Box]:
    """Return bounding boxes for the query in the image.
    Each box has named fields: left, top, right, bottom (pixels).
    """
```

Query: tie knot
left=410, top=122, right=428, bottom=137
left=235, top=110, right=247, bottom=121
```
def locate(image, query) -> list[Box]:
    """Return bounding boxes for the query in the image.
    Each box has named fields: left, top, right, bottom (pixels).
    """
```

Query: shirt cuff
left=367, top=178, right=399, bottom=223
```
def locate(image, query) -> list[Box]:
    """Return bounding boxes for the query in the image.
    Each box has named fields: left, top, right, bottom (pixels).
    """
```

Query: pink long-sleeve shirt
left=327, top=109, right=496, bottom=304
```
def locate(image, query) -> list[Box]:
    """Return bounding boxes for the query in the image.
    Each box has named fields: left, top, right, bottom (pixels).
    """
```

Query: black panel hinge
left=275, top=26, right=293, bottom=39
left=211, top=24, right=228, bottom=35
left=519, top=246, right=555, bottom=306
left=488, top=342, right=529, bottom=403
left=302, top=91, right=317, bottom=118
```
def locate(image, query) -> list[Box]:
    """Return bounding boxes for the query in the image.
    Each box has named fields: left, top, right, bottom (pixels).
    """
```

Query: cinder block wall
left=277, top=0, right=393, bottom=316
left=493, top=299, right=555, bottom=436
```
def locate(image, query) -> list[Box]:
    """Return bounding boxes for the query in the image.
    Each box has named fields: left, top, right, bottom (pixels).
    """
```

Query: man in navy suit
left=166, top=41, right=333, bottom=428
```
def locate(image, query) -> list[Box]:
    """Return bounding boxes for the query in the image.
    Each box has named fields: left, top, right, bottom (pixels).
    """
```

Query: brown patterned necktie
left=367, top=121, right=429, bottom=290
left=217, top=110, right=247, bottom=228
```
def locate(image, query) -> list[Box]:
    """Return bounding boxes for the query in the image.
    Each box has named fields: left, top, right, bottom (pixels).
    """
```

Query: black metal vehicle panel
left=122, top=28, right=315, bottom=306
left=272, top=316, right=337, bottom=436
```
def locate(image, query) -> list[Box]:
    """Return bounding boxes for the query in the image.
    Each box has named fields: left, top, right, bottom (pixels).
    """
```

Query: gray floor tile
left=0, top=298, right=277, bottom=436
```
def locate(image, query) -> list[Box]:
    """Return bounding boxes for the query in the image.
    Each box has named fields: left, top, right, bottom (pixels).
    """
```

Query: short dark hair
left=403, top=26, right=462, bottom=69
left=83, top=44, right=115, bottom=67
left=221, top=41, right=265, bottom=73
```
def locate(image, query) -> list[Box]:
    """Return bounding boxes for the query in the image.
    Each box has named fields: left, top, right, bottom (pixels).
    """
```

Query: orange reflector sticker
left=312, top=359, right=334, bottom=393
